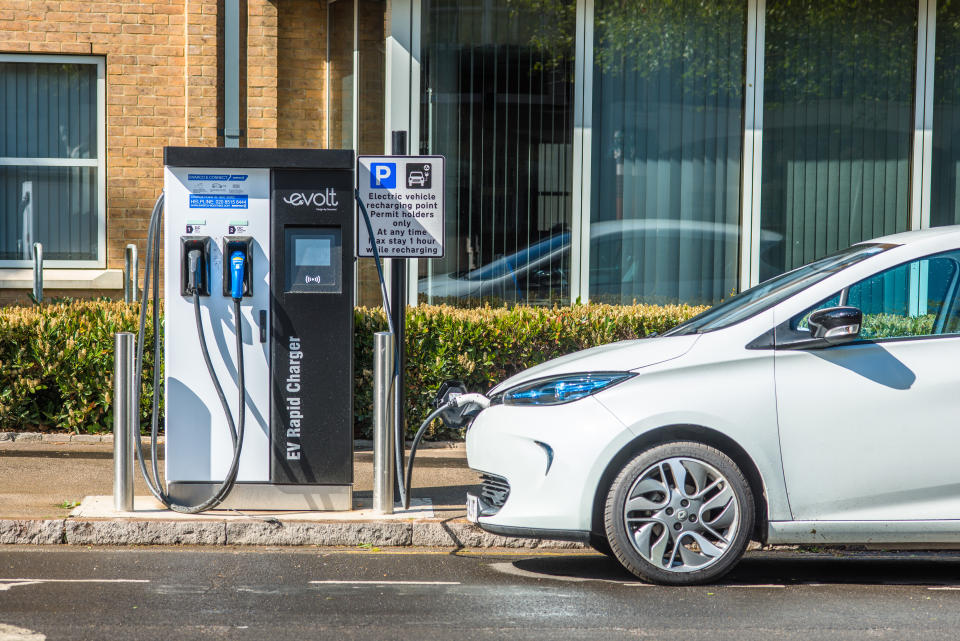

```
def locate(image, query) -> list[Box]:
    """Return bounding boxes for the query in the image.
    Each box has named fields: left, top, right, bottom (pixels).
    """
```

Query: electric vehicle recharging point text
left=152, top=148, right=355, bottom=511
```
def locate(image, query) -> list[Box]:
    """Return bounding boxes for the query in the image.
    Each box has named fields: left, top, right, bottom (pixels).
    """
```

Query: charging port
left=180, top=236, right=211, bottom=296
left=222, top=237, right=254, bottom=298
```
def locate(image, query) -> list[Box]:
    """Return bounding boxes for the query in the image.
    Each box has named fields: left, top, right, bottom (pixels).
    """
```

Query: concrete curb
left=0, top=433, right=465, bottom=448
left=0, top=518, right=585, bottom=549
left=0, top=520, right=65, bottom=544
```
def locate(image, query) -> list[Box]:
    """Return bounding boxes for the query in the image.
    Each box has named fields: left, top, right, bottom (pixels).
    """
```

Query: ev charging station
left=159, top=147, right=355, bottom=510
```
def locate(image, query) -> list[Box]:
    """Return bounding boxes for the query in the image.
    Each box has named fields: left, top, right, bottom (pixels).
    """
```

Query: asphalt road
left=2, top=547, right=960, bottom=640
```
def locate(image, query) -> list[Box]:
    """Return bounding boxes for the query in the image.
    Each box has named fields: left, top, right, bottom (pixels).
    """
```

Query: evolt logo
left=282, top=188, right=339, bottom=210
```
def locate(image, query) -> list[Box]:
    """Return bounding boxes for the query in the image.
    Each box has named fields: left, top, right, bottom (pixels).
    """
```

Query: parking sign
left=356, top=155, right=445, bottom=259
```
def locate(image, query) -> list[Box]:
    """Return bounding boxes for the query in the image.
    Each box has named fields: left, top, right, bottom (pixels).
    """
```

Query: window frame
left=779, top=249, right=960, bottom=346
left=0, top=53, right=106, bottom=269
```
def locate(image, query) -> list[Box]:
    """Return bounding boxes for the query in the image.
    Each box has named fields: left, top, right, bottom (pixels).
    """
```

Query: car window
left=789, top=251, right=960, bottom=340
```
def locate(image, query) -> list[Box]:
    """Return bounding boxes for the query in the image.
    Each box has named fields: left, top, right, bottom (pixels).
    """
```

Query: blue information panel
left=189, top=194, right=248, bottom=209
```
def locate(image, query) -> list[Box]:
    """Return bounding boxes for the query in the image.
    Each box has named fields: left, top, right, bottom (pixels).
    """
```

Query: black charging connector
left=222, top=236, right=254, bottom=298
left=180, top=236, right=211, bottom=296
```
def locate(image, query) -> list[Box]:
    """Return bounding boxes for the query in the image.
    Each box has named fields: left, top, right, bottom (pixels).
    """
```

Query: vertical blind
left=419, top=0, right=574, bottom=305
left=0, top=61, right=99, bottom=262
left=932, top=0, right=960, bottom=227
left=589, top=0, right=746, bottom=306
left=760, top=0, right=917, bottom=281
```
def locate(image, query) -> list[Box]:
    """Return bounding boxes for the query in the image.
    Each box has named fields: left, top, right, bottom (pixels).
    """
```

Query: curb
left=0, top=518, right=585, bottom=549
left=0, top=433, right=465, bottom=449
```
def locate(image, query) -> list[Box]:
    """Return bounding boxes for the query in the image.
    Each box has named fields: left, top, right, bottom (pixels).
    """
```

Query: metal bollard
left=32, top=242, right=43, bottom=303
left=113, top=333, right=136, bottom=512
left=124, top=244, right=138, bottom=303
left=373, top=331, right=396, bottom=514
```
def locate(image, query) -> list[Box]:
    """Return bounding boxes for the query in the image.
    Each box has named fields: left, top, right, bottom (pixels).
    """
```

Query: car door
left=775, top=250, right=960, bottom=521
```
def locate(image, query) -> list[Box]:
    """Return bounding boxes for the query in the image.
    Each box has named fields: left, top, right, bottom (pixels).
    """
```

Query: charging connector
left=230, top=251, right=246, bottom=301
left=180, top=236, right=211, bottom=296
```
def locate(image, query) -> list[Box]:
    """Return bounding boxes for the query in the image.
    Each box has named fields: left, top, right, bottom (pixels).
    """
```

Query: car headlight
left=498, top=372, right=635, bottom=406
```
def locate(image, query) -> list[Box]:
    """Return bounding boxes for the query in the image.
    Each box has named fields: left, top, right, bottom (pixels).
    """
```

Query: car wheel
left=604, top=441, right=754, bottom=585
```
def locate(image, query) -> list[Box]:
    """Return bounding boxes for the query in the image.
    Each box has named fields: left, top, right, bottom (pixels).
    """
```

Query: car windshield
left=665, top=243, right=894, bottom=335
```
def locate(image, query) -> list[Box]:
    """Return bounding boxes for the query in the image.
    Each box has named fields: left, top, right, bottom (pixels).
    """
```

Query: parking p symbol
left=371, top=163, right=397, bottom=189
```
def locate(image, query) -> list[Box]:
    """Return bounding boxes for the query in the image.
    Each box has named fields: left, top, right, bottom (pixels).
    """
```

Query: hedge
left=0, top=300, right=705, bottom=439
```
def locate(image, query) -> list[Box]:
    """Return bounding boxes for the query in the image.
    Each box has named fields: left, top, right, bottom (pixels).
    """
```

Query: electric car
left=465, top=226, right=960, bottom=585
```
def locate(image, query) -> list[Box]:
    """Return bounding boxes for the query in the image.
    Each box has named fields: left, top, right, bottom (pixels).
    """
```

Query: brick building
left=0, top=0, right=386, bottom=305
left=4, top=1, right=960, bottom=308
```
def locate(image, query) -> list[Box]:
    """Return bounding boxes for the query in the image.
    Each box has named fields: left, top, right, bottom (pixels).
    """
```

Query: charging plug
left=187, top=249, right=202, bottom=294
left=230, top=251, right=246, bottom=301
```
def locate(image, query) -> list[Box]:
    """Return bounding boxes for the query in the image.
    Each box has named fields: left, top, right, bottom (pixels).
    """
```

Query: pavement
left=0, top=435, right=582, bottom=549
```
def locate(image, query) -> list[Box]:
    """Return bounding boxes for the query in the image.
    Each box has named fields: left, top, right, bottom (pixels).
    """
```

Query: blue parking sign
left=370, top=162, right=397, bottom=189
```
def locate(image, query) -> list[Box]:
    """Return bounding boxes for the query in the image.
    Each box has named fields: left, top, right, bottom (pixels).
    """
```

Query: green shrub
left=0, top=301, right=704, bottom=438
left=0, top=301, right=159, bottom=434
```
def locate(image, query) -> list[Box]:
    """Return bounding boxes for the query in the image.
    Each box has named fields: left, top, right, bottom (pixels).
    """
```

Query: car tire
left=588, top=533, right=614, bottom=557
left=604, top=441, right=754, bottom=585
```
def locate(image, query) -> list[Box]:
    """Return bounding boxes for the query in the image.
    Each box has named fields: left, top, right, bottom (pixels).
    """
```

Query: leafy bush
left=0, top=301, right=704, bottom=438
left=0, top=301, right=159, bottom=434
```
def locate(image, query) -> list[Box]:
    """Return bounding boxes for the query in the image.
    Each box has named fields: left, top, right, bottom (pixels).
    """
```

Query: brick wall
left=0, top=0, right=389, bottom=306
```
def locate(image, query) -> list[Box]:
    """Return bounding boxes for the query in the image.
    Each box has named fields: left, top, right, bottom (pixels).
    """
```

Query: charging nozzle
left=230, top=250, right=246, bottom=301
left=187, top=249, right=202, bottom=294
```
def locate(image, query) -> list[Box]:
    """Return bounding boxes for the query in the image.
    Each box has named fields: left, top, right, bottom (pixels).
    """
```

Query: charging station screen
left=285, top=227, right=341, bottom=293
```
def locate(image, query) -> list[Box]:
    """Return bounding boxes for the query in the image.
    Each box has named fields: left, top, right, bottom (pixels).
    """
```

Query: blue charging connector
left=230, top=251, right=246, bottom=300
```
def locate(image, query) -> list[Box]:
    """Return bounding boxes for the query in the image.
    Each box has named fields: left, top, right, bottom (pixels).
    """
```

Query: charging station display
left=285, top=227, right=342, bottom=293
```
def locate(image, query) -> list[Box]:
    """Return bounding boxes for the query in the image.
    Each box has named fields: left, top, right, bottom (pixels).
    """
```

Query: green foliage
left=0, top=301, right=703, bottom=440
left=0, top=301, right=160, bottom=434
left=861, top=313, right=936, bottom=339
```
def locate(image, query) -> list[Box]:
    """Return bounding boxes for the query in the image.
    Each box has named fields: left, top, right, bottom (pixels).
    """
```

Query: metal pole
left=390, top=130, right=408, bottom=501
left=224, top=0, right=240, bottom=147
left=373, top=331, right=396, bottom=514
left=32, top=242, right=43, bottom=303
left=124, top=244, right=138, bottom=303
left=113, top=333, right=135, bottom=512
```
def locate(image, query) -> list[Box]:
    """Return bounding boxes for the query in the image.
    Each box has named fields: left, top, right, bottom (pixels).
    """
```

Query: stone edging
left=0, top=433, right=465, bottom=449
left=0, top=518, right=582, bottom=549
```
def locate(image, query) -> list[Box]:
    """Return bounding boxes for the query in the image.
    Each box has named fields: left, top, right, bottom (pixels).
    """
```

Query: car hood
left=487, top=334, right=700, bottom=395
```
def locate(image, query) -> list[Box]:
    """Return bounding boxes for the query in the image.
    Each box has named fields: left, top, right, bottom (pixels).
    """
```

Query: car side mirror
left=807, top=306, right=862, bottom=345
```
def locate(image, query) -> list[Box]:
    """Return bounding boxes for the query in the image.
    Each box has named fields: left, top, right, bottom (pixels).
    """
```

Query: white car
left=466, top=226, right=960, bottom=584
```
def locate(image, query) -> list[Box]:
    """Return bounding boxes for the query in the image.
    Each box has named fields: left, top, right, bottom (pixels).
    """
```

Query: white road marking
left=310, top=580, right=460, bottom=586
left=488, top=562, right=651, bottom=586
left=928, top=586, right=960, bottom=591
left=0, top=579, right=149, bottom=592
left=726, top=584, right=786, bottom=589
left=0, top=624, right=45, bottom=641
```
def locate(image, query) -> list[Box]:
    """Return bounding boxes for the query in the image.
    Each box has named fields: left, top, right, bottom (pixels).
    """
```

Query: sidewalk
left=0, top=437, right=583, bottom=549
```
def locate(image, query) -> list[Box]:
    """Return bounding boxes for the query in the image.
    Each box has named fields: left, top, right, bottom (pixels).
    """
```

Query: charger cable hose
left=402, top=403, right=452, bottom=510
left=133, top=192, right=247, bottom=513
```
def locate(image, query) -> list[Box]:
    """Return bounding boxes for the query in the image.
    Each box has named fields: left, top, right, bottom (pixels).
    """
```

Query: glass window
left=418, top=0, right=575, bottom=306
left=589, top=0, right=747, bottom=306
left=759, top=1, right=917, bottom=281
left=0, top=57, right=102, bottom=265
left=931, top=0, right=960, bottom=227
left=789, top=251, right=960, bottom=340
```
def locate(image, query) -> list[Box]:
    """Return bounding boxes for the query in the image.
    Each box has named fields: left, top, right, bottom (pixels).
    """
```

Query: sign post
left=357, top=153, right=445, bottom=503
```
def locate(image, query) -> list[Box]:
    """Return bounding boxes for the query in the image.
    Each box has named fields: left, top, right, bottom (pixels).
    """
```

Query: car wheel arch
left=589, top=424, right=769, bottom=545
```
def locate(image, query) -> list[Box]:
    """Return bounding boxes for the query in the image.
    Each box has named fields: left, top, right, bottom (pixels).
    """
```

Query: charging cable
left=133, top=192, right=247, bottom=513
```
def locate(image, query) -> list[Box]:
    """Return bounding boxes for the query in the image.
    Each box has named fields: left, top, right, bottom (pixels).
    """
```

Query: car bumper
left=465, top=397, right=630, bottom=533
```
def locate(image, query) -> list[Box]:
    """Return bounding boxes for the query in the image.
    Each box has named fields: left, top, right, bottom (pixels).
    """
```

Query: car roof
left=860, top=224, right=960, bottom=246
